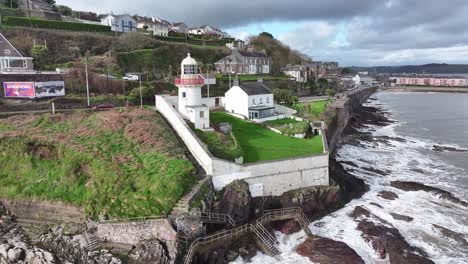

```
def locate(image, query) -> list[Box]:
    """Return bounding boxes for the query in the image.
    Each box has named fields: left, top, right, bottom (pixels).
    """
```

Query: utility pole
left=139, top=73, right=143, bottom=109
left=85, top=61, right=90, bottom=107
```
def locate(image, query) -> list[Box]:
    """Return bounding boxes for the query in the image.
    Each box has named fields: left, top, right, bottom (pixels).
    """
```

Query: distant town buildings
left=189, top=25, right=229, bottom=39
left=282, top=64, right=309, bottom=83
left=302, top=61, right=339, bottom=79
left=170, top=22, right=189, bottom=34
left=215, top=49, right=272, bottom=75
left=390, top=76, right=468, bottom=87
left=100, top=14, right=137, bottom=33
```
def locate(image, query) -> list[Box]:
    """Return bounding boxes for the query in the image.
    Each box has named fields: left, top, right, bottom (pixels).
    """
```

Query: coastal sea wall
left=326, top=87, right=377, bottom=154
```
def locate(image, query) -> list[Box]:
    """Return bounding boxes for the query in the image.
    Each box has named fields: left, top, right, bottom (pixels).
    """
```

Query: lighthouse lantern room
left=175, top=53, right=210, bottom=129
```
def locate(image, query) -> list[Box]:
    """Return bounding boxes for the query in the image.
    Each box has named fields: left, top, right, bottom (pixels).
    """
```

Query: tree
left=341, top=67, right=354, bottom=75
left=259, top=32, right=274, bottom=39
left=143, top=25, right=149, bottom=31
left=325, top=89, right=336, bottom=97
left=30, top=45, right=48, bottom=70
left=317, top=78, right=329, bottom=94
left=57, top=5, right=72, bottom=16
left=307, top=80, right=319, bottom=95
left=273, top=88, right=298, bottom=106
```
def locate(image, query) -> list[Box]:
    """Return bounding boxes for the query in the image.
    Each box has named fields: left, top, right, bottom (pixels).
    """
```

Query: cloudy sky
left=56, top=0, right=468, bottom=66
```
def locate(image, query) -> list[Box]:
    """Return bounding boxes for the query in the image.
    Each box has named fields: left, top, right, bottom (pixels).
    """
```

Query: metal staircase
left=200, top=212, right=236, bottom=227
left=183, top=207, right=311, bottom=264
left=82, top=232, right=99, bottom=251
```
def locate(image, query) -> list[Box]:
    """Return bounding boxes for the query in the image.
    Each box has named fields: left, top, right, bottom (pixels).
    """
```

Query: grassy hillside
left=0, top=109, right=196, bottom=219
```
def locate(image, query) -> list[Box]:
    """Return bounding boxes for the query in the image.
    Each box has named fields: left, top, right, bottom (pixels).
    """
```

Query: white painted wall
left=156, top=95, right=213, bottom=173
left=225, top=86, right=249, bottom=117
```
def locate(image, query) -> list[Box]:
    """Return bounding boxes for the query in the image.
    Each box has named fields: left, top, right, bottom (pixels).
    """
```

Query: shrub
left=2, top=16, right=111, bottom=32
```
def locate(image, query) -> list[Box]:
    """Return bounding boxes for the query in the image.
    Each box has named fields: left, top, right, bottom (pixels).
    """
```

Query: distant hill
left=350, top=64, right=468, bottom=74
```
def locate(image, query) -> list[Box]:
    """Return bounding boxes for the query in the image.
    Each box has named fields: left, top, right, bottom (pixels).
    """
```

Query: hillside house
left=225, top=81, right=278, bottom=120
left=282, top=64, right=308, bottom=83
left=135, top=16, right=169, bottom=36
left=18, top=0, right=61, bottom=20
left=170, top=22, right=189, bottom=33
left=0, top=33, right=34, bottom=73
left=189, top=25, right=222, bottom=37
left=215, top=49, right=272, bottom=75
left=226, top=39, right=245, bottom=50
left=101, top=14, right=137, bottom=32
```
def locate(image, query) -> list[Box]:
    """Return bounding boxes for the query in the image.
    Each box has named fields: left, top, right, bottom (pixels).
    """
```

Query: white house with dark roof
left=0, top=33, right=34, bottom=73
left=135, top=16, right=169, bottom=36
left=100, top=14, right=137, bottom=32
left=224, top=80, right=283, bottom=121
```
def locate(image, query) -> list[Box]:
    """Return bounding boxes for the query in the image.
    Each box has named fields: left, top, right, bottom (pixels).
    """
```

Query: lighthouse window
left=184, top=65, right=197, bottom=74
left=182, top=92, right=186, bottom=98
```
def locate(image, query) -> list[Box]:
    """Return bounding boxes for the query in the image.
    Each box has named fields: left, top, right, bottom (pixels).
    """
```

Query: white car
left=123, top=74, right=139, bottom=81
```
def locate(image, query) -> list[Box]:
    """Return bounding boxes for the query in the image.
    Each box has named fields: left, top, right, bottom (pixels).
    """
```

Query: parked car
left=93, top=103, right=114, bottom=109
left=123, top=74, right=139, bottom=81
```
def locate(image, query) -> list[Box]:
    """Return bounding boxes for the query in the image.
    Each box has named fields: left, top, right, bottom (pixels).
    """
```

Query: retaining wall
left=156, top=94, right=329, bottom=197
left=0, top=199, right=85, bottom=224
left=96, top=219, right=177, bottom=245
left=326, top=87, right=377, bottom=154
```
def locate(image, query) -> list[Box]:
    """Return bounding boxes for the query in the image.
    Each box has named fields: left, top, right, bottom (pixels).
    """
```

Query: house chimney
left=233, top=79, right=240, bottom=86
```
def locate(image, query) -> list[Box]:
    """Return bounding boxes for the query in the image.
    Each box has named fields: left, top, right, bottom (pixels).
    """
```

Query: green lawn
left=264, top=118, right=300, bottom=126
left=0, top=110, right=195, bottom=219
left=292, top=100, right=331, bottom=120
left=210, top=113, right=324, bottom=163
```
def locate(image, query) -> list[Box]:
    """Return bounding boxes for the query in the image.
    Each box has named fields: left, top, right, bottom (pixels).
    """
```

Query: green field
left=210, top=113, right=323, bottom=163
left=292, top=100, right=331, bottom=120
left=0, top=109, right=195, bottom=219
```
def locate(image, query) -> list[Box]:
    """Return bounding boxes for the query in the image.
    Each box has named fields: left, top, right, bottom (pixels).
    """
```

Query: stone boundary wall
left=155, top=95, right=330, bottom=198
left=326, top=87, right=377, bottom=154
left=1, top=199, right=85, bottom=223
left=274, top=103, right=297, bottom=117
left=96, top=219, right=177, bottom=245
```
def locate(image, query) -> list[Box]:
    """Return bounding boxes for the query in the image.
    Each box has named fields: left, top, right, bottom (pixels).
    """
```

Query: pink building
left=391, top=76, right=468, bottom=87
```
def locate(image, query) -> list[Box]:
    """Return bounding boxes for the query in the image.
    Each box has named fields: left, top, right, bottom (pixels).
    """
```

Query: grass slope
left=0, top=109, right=195, bottom=219
left=210, top=112, right=323, bottom=163
left=292, top=100, right=331, bottom=120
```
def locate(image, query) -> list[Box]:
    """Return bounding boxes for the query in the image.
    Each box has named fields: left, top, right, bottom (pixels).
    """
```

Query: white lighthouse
left=175, top=53, right=210, bottom=129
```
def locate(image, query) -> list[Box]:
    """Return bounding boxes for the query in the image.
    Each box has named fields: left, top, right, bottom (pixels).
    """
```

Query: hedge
left=155, top=35, right=234, bottom=47
left=2, top=16, right=111, bottom=32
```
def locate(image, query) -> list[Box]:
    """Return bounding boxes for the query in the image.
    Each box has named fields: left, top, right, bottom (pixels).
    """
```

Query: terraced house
left=215, top=49, right=272, bottom=75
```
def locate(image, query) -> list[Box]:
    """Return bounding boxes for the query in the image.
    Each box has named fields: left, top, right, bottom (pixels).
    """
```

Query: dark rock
left=378, top=191, right=399, bottom=200
left=275, top=219, right=301, bottom=235
left=390, top=213, right=413, bottom=222
left=296, top=236, right=364, bottom=264
left=433, top=224, right=468, bottom=246
left=410, top=168, right=426, bottom=174
left=129, top=239, right=170, bottom=264
left=391, top=181, right=468, bottom=207
left=432, top=145, right=468, bottom=153
left=351, top=206, right=371, bottom=219
left=370, top=202, right=384, bottom=208
left=361, top=166, right=390, bottom=176
left=215, top=180, right=253, bottom=225
left=238, top=244, right=257, bottom=262
left=340, top=160, right=359, bottom=168
left=357, top=220, right=434, bottom=263
left=224, top=250, right=239, bottom=262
